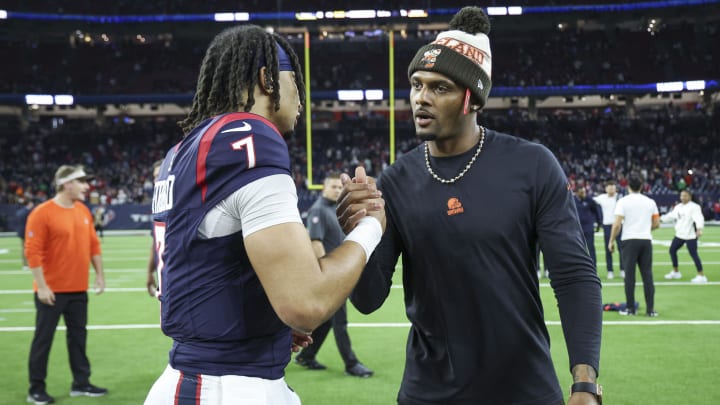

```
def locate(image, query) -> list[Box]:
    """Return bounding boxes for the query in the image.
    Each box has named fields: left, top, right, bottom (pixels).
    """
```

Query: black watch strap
left=571, top=382, right=603, bottom=404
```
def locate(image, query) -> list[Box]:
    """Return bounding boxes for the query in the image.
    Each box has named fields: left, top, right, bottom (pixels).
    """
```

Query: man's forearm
left=30, top=266, right=49, bottom=289
left=91, top=255, right=104, bottom=276
left=609, top=224, right=620, bottom=242
left=147, top=244, right=156, bottom=275
left=608, top=228, right=617, bottom=242
left=572, top=363, right=598, bottom=382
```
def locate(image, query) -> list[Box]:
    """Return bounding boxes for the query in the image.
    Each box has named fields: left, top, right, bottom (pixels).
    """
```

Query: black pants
left=602, top=225, right=623, bottom=273
left=29, top=292, right=91, bottom=393
left=621, top=240, right=654, bottom=314
left=297, top=302, right=358, bottom=368
left=20, top=237, right=28, bottom=267
left=669, top=237, right=703, bottom=272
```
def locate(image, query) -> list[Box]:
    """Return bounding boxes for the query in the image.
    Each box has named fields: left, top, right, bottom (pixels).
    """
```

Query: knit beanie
left=408, top=7, right=492, bottom=108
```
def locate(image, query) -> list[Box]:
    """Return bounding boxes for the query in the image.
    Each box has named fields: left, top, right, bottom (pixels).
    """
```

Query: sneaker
left=618, top=309, right=636, bottom=316
left=26, top=391, right=55, bottom=404
left=295, top=357, right=327, bottom=370
left=70, top=384, right=108, bottom=397
left=346, top=362, right=374, bottom=378
left=691, top=275, right=708, bottom=284
left=647, top=311, right=659, bottom=317
left=607, top=272, right=614, bottom=280
left=620, top=270, right=625, bottom=279
left=664, top=271, right=682, bottom=280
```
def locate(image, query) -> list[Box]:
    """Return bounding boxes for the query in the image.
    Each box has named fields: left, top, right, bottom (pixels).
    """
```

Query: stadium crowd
left=1, top=2, right=719, bottom=230
left=1, top=105, right=718, bottom=219
left=0, top=116, right=174, bottom=206
left=2, top=20, right=718, bottom=94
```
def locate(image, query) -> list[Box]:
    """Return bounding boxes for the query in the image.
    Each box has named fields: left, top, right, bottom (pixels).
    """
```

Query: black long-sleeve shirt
left=351, top=129, right=602, bottom=405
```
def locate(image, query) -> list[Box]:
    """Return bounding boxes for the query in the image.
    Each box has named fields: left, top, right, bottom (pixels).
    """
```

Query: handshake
left=335, top=166, right=387, bottom=234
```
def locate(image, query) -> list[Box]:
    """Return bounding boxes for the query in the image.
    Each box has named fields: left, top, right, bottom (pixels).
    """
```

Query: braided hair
left=179, top=25, right=305, bottom=135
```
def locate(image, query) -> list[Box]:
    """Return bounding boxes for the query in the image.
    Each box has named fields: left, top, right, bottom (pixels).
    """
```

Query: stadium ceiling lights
left=400, top=9, right=429, bottom=18
left=295, top=9, right=394, bottom=21
left=25, top=94, right=74, bottom=106
left=337, top=90, right=384, bottom=101
left=656, top=81, right=705, bottom=92
left=486, top=7, right=523, bottom=16
left=685, top=80, right=706, bottom=91
left=213, top=12, right=249, bottom=22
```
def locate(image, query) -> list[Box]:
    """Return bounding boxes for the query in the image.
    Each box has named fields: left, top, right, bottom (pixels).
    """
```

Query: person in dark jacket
left=574, top=186, right=603, bottom=269
left=15, top=198, right=34, bottom=270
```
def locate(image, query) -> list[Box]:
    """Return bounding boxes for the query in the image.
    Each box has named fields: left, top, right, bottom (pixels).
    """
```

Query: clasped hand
left=336, top=166, right=386, bottom=234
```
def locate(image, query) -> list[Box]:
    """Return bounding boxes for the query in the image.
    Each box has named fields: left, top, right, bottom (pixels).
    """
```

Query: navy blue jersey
left=16, top=205, right=33, bottom=238
left=352, top=129, right=602, bottom=404
left=574, top=195, right=602, bottom=234
left=152, top=112, right=292, bottom=379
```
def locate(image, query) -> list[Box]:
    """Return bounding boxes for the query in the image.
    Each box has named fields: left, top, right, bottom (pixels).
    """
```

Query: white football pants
left=144, top=364, right=302, bottom=405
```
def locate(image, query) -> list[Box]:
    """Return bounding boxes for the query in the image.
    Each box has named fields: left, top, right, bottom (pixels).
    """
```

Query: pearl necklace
left=424, top=126, right=486, bottom=184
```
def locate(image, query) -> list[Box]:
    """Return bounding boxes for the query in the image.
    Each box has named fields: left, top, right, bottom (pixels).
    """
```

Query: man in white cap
left=342, top=6, right=602, bottom=404
left=24, top=164, right=108, bottom=404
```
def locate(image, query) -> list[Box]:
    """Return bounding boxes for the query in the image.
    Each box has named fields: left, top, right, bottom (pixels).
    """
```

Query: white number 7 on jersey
left=231, top=136, right=256, bottom=169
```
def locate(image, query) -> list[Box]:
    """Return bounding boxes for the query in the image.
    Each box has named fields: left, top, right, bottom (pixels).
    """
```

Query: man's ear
left=258, top=66, right=273, bottom=94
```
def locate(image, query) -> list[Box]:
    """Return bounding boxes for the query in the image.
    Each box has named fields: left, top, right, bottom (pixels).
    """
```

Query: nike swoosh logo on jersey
left=221, top=122, right=252, bottom=133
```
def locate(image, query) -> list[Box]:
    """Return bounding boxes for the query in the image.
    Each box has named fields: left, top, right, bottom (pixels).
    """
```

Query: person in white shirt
left=594, top=180, right=624, bottom=279
left=609, top=172, right=660, bottom=317
left=661, top=190, right=706, bottom=283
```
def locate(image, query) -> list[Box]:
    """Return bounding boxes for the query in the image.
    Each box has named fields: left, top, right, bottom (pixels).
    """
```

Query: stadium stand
left=2, top=20, right=718, bottom=94
left=0, top=2, right=718, bottom=230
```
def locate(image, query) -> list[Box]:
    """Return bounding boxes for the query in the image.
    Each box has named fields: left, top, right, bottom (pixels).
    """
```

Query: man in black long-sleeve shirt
left=342, top=7, right=602, bottom=405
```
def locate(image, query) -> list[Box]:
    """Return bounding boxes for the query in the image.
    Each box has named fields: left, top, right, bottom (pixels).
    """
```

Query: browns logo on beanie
left=408, top=6, right=493, bottom=108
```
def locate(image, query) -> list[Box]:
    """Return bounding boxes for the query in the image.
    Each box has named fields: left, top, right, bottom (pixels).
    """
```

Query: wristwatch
left=571, top=382, right=603, bottom=404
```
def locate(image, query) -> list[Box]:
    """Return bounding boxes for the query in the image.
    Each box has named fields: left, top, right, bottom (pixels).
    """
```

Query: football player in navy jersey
left=144, top=25, right=385, bottom=405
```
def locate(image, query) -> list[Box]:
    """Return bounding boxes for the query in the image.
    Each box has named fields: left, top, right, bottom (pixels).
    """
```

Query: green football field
left=1, top=226, right=719, bottom=404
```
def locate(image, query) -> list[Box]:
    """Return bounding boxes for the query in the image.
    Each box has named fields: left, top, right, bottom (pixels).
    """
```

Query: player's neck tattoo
left=424, top=126, right=485, bottom=184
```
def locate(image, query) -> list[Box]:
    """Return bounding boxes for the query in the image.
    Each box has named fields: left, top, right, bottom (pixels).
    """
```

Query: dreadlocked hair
left=179, top=25, right=305, bottom=135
